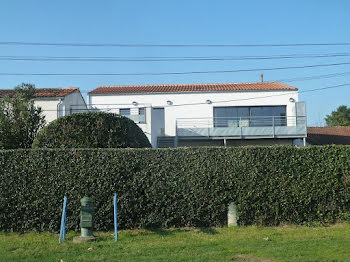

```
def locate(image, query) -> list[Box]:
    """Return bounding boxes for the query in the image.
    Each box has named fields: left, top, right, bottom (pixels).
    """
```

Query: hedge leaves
left=0, top=146, right=349, bottom=232
left=32, top=112, right=151, bottom=148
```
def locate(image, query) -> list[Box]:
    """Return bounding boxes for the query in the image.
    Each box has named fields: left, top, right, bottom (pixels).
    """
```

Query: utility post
left=73, top=197, right=96, bottom=243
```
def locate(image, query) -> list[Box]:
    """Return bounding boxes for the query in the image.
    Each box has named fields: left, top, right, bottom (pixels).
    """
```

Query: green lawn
left=1, top=224, right=350, bottom=262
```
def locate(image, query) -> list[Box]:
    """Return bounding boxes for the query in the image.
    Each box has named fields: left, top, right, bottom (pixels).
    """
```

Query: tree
left=325, top=105, right=350, bottom=126
left=0, top=83, right=46, bottom=149
left=32, top=112, right=151, bottom=148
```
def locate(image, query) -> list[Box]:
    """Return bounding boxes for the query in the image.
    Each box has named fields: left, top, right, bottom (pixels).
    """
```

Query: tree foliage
left=32, top=112, right=151, bottom=148
left=325, top=105, right=350, bottom=126
left=0, top=83, right=46, bottom=149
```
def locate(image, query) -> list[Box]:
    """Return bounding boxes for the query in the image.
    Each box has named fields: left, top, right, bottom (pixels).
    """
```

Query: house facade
left=0, top=87, right=87, bottom=123
left=87, top=82, right=307, bottom=148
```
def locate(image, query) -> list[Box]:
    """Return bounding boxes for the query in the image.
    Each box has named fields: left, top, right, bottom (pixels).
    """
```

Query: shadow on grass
left=141, top=227, right=218, bottom=236
left=145, top=228, right=193, bottom=236
left=199, top=227, right=218, bottom=235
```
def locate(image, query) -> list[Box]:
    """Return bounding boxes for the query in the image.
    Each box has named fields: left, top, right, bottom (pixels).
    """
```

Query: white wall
left=34, top=90, right=87, bottom=124
left=89, top=90, right=299, bottom=138
left=34, top=98, right=61, bottom=123
left=62, top=90, right=87, bottom=115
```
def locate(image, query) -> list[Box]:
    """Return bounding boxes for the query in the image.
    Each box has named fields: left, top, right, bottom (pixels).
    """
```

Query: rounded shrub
left=32, top=112, right=151, bottom=148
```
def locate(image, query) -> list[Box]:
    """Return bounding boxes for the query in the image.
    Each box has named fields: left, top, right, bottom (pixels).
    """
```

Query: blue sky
left=1, top=0, right=350, bottom=126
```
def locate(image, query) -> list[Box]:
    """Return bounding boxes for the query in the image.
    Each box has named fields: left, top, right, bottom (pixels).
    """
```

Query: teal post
left=80, top=197, right=94, bottom=238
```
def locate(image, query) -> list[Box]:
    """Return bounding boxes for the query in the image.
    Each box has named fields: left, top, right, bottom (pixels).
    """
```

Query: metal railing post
left=272, top=116, right=275, bottom=138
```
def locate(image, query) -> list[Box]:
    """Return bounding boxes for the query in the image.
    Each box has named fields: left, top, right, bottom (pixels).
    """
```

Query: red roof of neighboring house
left=0, top=87, right=79, bottom=98
left=307, top=126, right=350, bottom=145
left=88, top=82, right=297, bottom=95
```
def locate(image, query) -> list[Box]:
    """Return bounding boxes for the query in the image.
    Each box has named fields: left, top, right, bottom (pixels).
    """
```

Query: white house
left=0, top=87, right=87, bottom=123
left=87, top=82, right=307, bottom=148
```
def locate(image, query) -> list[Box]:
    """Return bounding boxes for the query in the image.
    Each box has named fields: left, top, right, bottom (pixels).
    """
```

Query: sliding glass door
left=214, top=106, right=286, bottom=127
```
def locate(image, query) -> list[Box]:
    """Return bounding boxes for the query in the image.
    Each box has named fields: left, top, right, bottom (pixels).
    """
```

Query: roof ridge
left=89, top=82, right=297, bottom=95
left=35, top=87, right=79, bottom=89
left=0, top=87, right=80, bottom=98
left=98, top=82, right=279, bottom=88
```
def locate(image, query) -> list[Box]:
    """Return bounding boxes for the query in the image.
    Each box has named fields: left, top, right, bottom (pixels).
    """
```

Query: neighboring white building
left=0, top=87, right=87, bottom=124
left=87, top=82, right=307, bottom=148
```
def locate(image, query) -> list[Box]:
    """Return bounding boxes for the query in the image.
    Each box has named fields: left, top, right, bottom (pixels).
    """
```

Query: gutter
left=57, top=98, right=64, bottom=118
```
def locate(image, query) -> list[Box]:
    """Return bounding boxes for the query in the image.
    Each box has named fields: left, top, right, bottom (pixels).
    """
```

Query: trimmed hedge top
left=32, top=112, right=151, bottom=148
left=0, top=146, right=349, bottom=232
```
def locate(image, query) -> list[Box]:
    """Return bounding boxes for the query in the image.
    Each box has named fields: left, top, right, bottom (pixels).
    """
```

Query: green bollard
left=73, top=197, right=96, bottom=243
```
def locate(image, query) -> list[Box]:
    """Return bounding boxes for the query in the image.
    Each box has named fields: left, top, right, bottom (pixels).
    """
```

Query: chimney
left=260, top=74, right=264, bottom=82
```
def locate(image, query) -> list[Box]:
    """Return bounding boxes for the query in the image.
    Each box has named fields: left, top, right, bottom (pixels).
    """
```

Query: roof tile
left=88, top=82, right=297, bottom=95
left=0, top=87, right=79, bottom=98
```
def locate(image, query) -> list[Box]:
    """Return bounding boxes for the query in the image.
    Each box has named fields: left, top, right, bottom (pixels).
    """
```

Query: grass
left=1, top=224, right=350, bottom=262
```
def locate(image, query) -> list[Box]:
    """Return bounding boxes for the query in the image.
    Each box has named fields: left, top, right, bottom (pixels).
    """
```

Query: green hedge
left=0, top=146, right=349, bottom=232
left=32, top=112, right=151, bottom=148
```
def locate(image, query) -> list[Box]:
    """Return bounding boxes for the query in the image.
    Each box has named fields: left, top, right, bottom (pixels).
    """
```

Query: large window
left=214, top=106, right=286, bottom=127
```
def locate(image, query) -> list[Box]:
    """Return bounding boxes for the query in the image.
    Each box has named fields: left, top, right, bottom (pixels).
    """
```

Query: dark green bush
left=32, top=112, right=151, bottom=148
left=0, top=146, right=349, bottom=232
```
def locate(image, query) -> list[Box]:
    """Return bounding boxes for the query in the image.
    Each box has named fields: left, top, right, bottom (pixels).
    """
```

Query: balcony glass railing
left=176, top=116, right=306, bottom=138
left=213, top=116, right=289, bottom=127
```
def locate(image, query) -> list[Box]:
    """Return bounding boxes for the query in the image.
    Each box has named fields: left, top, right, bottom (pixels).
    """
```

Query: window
left=138, top=108, right=145, bottom=115
left=249, top=106, right=286, bottom=126
left=214, top=107, right=249, bottom=127
left=119, top=108, right=130, bottom=116
left=137, top=107, right=146, bottom=123
left=214, top=106, right=286, bottom=127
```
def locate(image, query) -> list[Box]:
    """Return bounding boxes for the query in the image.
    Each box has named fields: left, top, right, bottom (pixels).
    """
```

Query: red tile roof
left=0, top=87, right=79, bottom=98
left=307, top=126, right=350, bottom=145
left=88, top=82, right=297, bottom=95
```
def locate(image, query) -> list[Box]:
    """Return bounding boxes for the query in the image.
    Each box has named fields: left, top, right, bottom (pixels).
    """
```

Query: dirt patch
left=234, top=254, right=275, bottom=262
left=328, top=223, right=348, bottom=228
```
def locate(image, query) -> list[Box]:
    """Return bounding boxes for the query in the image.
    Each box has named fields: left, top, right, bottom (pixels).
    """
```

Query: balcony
left=176, top=115, right=307, bottom=139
